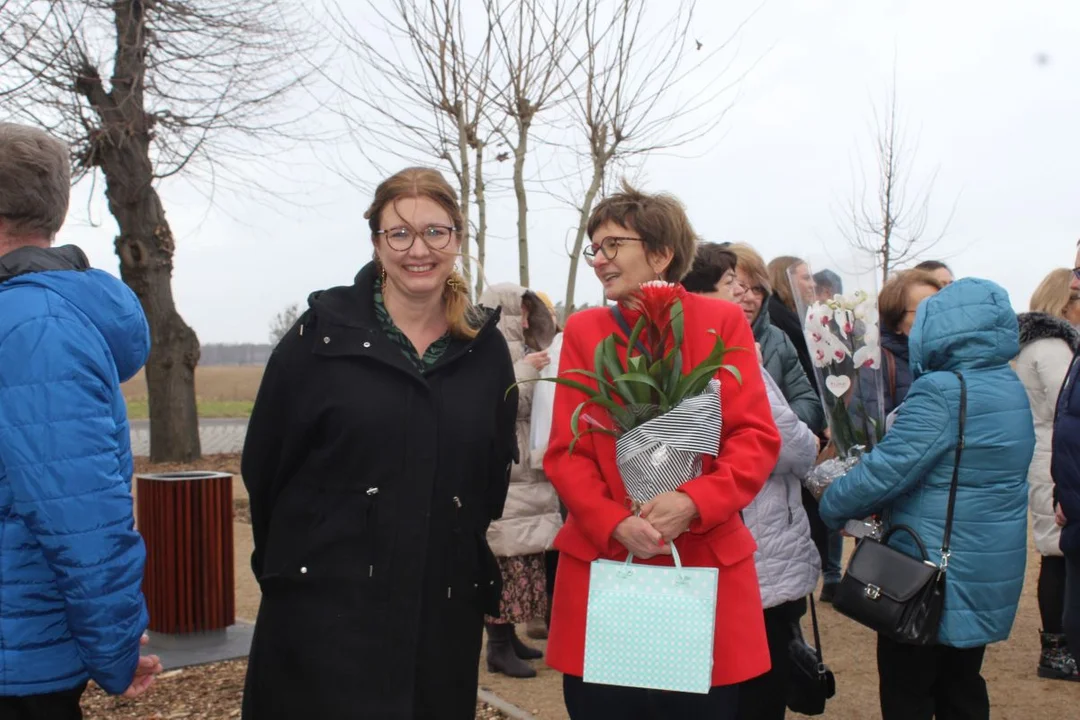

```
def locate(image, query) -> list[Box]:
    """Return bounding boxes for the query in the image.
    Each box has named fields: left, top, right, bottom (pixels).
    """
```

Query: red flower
left=624, top=281, right=686, bottom=362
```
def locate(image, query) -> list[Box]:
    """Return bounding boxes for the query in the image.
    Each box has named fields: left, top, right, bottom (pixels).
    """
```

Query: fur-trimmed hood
left=1017, top=312, right=1080, bottom=353
left=478, top=283, right=557, bottom=353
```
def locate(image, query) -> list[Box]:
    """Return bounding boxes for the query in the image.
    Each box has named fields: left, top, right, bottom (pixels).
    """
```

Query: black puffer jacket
left=240, top=262, right=518, bottom=719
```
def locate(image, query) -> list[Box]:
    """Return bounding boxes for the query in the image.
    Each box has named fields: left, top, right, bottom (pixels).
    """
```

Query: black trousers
left=877, top=635, right=988, bottom=720
left=0, top=682, right=87, bottom=720
left=1064, top=552, right=1080, bottom=656
left=736, top=598, right=806, bottom=720
left=1039, top=554, right=1067, bottom=634
left=563, top=675, right=738, bottom=720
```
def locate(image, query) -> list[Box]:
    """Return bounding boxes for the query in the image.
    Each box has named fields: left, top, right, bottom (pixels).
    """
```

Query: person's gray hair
left=0, top=123, right=71, bottom=240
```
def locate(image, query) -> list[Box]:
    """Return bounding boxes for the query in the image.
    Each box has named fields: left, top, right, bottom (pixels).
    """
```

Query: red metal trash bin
left=136, top=471, right=235, bottom=634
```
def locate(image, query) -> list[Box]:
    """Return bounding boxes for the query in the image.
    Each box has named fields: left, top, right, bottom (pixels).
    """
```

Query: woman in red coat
left=543, top=184, right=782, bottom=719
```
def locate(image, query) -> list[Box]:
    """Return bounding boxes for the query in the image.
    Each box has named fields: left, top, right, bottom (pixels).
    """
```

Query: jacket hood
left=909, top=278, right=1020, bottom=378
left=478, top=282, right=556, bottom=351
left=0, top=245, right=149, bottom=381
left=1017, top=311, right=1080, bottom=352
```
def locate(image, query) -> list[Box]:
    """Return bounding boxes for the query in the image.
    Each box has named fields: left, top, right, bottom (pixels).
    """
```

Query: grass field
left=122, top=365, right=263, bottom=419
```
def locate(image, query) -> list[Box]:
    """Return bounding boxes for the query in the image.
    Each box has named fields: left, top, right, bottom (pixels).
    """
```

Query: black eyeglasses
left=375, top=224, right=457, bottom=252
left=583, top=236, right=643, bottom=265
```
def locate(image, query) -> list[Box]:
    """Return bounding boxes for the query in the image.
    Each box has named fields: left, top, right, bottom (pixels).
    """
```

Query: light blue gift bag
left=582, top=543, right=718, bottom=694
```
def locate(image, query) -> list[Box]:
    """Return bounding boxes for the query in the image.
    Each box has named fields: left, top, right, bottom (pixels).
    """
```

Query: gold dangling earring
left=380, top=264, right=387, bottom=287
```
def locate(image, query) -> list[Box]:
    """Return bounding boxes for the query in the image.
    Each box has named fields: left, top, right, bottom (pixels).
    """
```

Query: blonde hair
left=364, top=167, right=479, bottom=338
left=767, top=256, right=805, bottom=311
left=728, top=244, right=772, bottom=294
left=1030, top=268, right=1076, bottom=318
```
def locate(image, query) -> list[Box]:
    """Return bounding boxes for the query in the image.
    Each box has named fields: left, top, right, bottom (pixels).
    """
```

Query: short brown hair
left=586, top=181, right=697, bottom=282
left=728, top=243, right=771, bottom=295
left=0, top=123, right=71, bottom=240
left=363, top=167, right=477, bottom=338
left=1030, top=268, right=1075, bottom=318
left=767, top=256, right=805, bottom=311
left=879, top=269, right=944, bottom=333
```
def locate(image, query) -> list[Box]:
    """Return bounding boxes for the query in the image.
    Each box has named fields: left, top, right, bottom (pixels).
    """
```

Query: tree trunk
left=513, top=123, right=530, bottom=287
left=455, top=111, right=472, bottom=295
left=75, top=1, right=201, bottom=462
left=473, top=140, right=487, bottom=297
left=102, top=148, right=202, bottom=462
left=564, top=160, right=605, bottom=313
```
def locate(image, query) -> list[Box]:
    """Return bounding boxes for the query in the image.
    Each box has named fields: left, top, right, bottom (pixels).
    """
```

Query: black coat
left=240, top=263, right=518, bottom=720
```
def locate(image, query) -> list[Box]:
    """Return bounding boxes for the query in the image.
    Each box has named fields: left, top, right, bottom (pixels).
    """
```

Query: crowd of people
left=1, top=119, right=1080, bottom=720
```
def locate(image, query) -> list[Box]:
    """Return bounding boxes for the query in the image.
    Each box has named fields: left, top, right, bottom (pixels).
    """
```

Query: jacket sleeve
left=1036, top=339, right=1075, bottom=406
left=242, top=320, right=308, bottom=579
left=818, top=377, right=953, bottom=529
left=679, top=305, right=783, bottom=533
left=0, top=316, right=148, bottom=696
left=543, top=315, right=633, bottom=554
left=763, top=369, right=817, bottom=479
left=778, top=332, right=825, bottom=434
left=488, top=333, right=519, bottom=522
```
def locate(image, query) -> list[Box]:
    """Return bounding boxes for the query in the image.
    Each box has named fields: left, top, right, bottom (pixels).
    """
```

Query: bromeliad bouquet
left=536, top=281, right=742, bottom=507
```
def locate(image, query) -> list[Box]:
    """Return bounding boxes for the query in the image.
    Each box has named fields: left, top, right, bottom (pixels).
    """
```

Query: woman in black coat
left=240, top=167, right=518, bottom=720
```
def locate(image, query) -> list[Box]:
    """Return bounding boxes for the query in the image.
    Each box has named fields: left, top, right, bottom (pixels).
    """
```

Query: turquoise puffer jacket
left=819, top=278, right=1034, bottom=648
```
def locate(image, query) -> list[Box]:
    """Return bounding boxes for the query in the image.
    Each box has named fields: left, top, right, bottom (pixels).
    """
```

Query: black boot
left=510, top=626, right=543, bottom=660
left=1038, top=631, right=1080, bottom=681
left=486, top=623, right=537, bottom=678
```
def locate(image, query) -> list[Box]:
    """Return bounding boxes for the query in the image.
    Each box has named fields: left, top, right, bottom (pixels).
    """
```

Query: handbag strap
left=610, top=305, right=649, bottom=357
left=939, top=371, right=967, bottom=569
left=808, top=594, right=824, bottom=664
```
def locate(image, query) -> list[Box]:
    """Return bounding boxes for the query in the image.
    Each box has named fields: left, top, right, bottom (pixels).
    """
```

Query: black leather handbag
left=831, top=371, right=967, bottom=646
left=787, top=595, right=836, bottom=715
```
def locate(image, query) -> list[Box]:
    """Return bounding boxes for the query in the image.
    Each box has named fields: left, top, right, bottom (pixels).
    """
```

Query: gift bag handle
left=621, top=544, right=693, bottom=584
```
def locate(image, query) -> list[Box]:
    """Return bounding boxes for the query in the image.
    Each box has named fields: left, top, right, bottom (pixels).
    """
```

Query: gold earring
left=447, top=273, right=465, bottom=292
left=380, top=265, right=387, bottom=286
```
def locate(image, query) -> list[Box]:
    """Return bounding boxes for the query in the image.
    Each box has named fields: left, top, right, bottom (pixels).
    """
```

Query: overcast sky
left=59, top=0, right=1078, bottom=344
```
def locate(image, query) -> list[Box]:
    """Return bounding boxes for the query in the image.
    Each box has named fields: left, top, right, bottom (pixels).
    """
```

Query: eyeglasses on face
left=734, top=279, right=766, bottom=296
left=1072, top=267, right=1080, bottom=281
left=375, top=224, right=457, bottom=252
left=583, top=236, right=643, bottom=265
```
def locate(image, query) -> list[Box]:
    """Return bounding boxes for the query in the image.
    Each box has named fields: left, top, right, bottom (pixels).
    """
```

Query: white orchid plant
left=803, top=289, right=885, bottom=457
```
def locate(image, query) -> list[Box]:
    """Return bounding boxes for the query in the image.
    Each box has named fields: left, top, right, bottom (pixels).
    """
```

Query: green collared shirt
left=373, top=276, right=452, bottom=372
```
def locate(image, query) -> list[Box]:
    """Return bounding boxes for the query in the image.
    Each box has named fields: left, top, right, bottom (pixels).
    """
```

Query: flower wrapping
left=614, top=379, right=722, bottom=505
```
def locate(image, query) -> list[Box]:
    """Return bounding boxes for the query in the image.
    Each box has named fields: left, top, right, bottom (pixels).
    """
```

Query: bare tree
left=0, top=0, right=316, bottom=461
left=329, top=0, right=498, bottom=296
left=839, top=76, right=956, bottom=284
left=487, top=0, right=583, bottom=287
left=559, top=0, right=749, bottom=312
left=269, top=302, right=301, bottom=345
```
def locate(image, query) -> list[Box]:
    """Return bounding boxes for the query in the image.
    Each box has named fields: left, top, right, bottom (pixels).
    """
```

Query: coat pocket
left=706, top=522, right=758, bottom=567
left=260, top=481, right=379, bottom=584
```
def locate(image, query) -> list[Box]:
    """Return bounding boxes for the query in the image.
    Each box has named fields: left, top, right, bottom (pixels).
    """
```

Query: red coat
left=543, top=292, right=782, bottom=687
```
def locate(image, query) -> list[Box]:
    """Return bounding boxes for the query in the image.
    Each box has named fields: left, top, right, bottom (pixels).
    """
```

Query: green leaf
left=593, top=341, right=612, bottom=403
left=670, top=299, right=685, bottom=350
left=720, top=364, right=743, bottom=384
left=626, top=315, right=648, bottom=362
left=673, top=362, right=725, bottom=402
left=568, top=426, right=618, bottom=455
left=562, top=368, right=618, bottom=395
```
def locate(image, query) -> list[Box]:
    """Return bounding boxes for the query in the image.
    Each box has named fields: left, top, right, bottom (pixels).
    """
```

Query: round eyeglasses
left=375, top=224, right=457, bottom=252
left=583, top=236, right=643, bottom=265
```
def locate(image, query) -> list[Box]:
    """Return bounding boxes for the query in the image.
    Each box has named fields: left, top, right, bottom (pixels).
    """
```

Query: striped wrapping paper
left=614, top=379, right=723, bottom=505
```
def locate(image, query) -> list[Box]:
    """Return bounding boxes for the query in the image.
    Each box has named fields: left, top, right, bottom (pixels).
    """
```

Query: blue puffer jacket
left=0, top=245, right=150, bottom=696
left=820, top=278, right=1034, bottom=648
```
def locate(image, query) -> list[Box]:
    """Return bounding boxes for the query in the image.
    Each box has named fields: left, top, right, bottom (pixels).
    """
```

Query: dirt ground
left=126, top=455, right=1077, bottom=719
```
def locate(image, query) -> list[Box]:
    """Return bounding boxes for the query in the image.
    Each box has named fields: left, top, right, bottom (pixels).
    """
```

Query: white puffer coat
left=1016, top=312, right=1079, bottom=557
left=479, top=283, right=563, bottom=558
left=742, top=369, right=822, bottom=608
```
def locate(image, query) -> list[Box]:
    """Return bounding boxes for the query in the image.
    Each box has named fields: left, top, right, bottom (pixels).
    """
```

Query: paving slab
left=130, top=419, right=248, bottom=456
left=145, top=623, right=255, bottom=671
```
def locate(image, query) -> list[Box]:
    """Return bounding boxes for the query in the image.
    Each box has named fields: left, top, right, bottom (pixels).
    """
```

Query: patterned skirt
left=486, top=553, right=548, bottom=625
